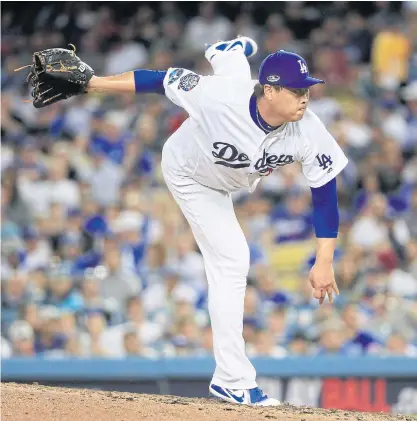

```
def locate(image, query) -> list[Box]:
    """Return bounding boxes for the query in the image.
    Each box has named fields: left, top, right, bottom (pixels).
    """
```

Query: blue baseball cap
left=22, top=226, right=40, bottom=240
left=259, top=50, right=325, bottom=88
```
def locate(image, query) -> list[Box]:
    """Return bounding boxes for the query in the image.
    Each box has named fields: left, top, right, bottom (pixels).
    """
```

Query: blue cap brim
left=285, top=77, right=325, bottom=88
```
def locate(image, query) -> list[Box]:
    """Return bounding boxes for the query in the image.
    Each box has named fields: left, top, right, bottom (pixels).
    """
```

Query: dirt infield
left=2, top=382, right=414, bottom=421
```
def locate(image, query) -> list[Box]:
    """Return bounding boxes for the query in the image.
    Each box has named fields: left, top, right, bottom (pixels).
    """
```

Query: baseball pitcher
left=21, top=36, right=348, bottom=406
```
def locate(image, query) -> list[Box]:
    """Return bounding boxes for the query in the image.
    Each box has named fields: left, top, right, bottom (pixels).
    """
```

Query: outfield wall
left=3, top=356, right=417, bottom=414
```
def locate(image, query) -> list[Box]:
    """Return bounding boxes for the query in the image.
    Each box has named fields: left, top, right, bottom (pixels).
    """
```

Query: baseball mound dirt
left=1, top=382, right=414, bottom=421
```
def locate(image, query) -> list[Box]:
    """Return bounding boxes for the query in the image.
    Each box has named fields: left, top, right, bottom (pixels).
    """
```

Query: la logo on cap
left=298, top=60, right=308, bottom=74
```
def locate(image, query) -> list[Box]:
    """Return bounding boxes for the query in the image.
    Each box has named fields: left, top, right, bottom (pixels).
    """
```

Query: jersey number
left=316, top=154, right=333, bottom=170
left=298, top=60, right=308, bottom=74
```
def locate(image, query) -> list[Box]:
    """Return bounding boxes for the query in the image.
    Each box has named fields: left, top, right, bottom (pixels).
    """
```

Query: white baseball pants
left=161, top=136, right=257, bottom=390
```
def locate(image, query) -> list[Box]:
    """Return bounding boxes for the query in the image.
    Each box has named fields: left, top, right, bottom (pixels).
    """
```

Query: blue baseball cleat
left=205, top=36, right=258, bottom=61
left=209, top=383, right=281, bottom=406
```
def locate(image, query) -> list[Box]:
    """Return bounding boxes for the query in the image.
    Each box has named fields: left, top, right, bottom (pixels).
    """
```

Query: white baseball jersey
left=162, top=59, right=348, bottom=194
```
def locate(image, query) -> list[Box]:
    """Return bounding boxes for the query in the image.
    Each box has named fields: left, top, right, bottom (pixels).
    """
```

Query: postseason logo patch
left=168, top=68, right=184, bottom=85
left=178, top=73, right=200, bottom=91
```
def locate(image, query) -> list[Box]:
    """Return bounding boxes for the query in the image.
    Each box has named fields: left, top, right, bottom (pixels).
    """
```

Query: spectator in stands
left=171, top=299, right=198, bottom=326
left=1, top=240, right=23, bottom=282
left=174, top=231, right=206, bottom=293
left=197, top=325, right=214, bottom=356
left=401, top=81, right=417, bottom=156
left=308, top=81, right=342, bottom=127
left=20, top=303, right=40, bottom=332
left=376, top=99, right=408, bottom=149
left=167, top=316, right=201, bottom=356
left=34, top=306, right=67, bottom=357
left=247, top=330, right=287, bottom=358
left=45, top=157, right=80, bottom=210
left=378, top=139, right=405, bottom=194
left=340, top=303, right=382, bottom=354
left=70, top=234, right=115, bottom=276
left=352, top=264, right=388, bottom=302
left=349, top=194, right=398, bottom=251
left=315, top=321, right=347, bottom=355
left=8, top=320, right=35, bottom=357
left=80, top=269, right=106, bottom=312
left=340, top=100, right=373, bottom=160
left=233, top=12, right=260, bottom=46
left=60, top=311, right=78, bottom=339
left=62, top=207, right=88, bottom=248
left=111, top=209, right=149, bottom=276
left=139, top=243, right=167, bottom=288
left=104, top=34, right=148, bottom=76
left=368, top=1, right=393, bottom=34
left=57, top=235, right=84, bottom=276
left=242, top=320, right=259, bottom=349
left=288, top=332, right=312, bottom=355
left=406, top=240, right=417, bottom=284
left=263, top=25, right=300, bottom=58
left=353, top=172, right=382, bottom=213
left=122, top=328, right=158, bottom=358
left=27, top=269, right=48, bottom=304
left=283, top=2, right=321, bottom=41
left=39, top=202, right=67, bottom=248
left=88, top=111, right=132, bottom=167
left=243, top=285, right=262, bottom=327
left=76, top=145, right=124, bottom=207
left=183, top=2, right=231, bottom=53
left=99, top=247, right=142, bottom=314
left=79, top=311, right=110, bottom=357
left=371, top=16, right=411, bottom=89
left=18, top=227, right=51, bottom=272
left=266, top=307, right=292, bottom=346
left=345, top=12, right=373, bottom=64
left=386, top=263, right=417, bottom=298
left=383, top=333, right=417, bottom=357
left=64, top=335, right=83, bottom=357
left=293, top=278, right=333, bottom=345
left=103, top=296, right=164, bottom=354
left=269, top=188, right=313, bottom=244
left=254, top=265, right=291, bottom=312
left=1, top=336, right=13, bottom=359
left=152, top=16, right=185, bottom=57
left=142, top=267, right=197, bottom=330
left=311, top=30, right=351, bottom=86
left=1, top=171, right=32, bottom=228
left=46, top=265, right=83, bottom=312
left=58, top=311, right=83, bottom=357
left=404, top=189, right=417, bottom=239
left=335, top=248, right=361, bottom=291
left=2, top=271, right=31, bottom=332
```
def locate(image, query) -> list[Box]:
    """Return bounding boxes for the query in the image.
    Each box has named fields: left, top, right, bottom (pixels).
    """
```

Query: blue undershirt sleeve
left=310, top=178, right=339, bottom=238
left=133, top=70, right=167, bottom=94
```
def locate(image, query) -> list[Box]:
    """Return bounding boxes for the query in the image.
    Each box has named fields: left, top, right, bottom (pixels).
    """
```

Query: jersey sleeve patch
left=167, top=68, right=184, bottom=85
left=178, top=73, right=200, bottom=91
left=315, top=153, right=334, bottom=174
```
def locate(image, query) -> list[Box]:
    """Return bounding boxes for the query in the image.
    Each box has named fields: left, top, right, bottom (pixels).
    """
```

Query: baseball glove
left=15, top=45, right=94, bottom=108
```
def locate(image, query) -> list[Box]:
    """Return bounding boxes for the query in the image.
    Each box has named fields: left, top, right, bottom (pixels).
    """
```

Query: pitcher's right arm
left=88, top=67, right=206, bottom=121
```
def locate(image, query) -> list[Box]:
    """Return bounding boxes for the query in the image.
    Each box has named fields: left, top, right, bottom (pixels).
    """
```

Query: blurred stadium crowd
left=1, top=1, right=417, bottom=360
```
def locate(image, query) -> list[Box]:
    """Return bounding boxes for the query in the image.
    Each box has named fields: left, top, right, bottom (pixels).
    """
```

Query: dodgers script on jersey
left=162, top=53, right=348, bottom=194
